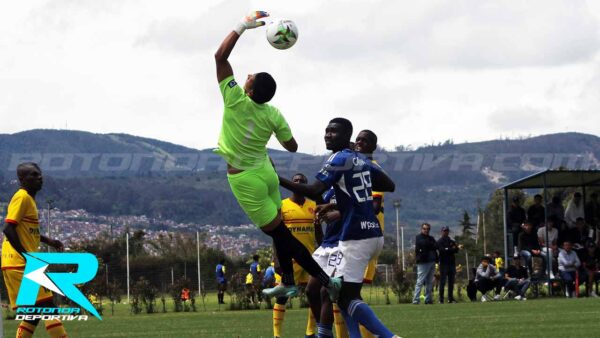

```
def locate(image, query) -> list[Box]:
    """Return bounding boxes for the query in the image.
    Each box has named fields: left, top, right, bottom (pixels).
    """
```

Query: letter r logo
left=16, top=253, right=101, bottom=320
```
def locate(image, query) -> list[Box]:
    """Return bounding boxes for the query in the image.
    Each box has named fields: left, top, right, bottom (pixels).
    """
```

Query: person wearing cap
left=508, top=196, right=526, bottom=247
left=436, top=226, right=461, bottom=303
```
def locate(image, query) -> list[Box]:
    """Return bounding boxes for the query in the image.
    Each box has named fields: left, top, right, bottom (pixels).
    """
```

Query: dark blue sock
left=348, top=300, right=394, bottom=338
left=317, top=323, right=333, bottom=338
left=340, top=308, right=361, bottom=338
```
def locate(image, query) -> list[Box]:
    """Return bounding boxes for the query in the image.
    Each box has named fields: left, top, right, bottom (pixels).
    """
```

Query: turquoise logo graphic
left=16, top=253, right=101, bottom=320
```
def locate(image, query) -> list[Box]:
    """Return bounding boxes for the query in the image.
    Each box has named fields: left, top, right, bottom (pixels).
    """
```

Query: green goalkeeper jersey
left=214, top=75, right=293, bottom=170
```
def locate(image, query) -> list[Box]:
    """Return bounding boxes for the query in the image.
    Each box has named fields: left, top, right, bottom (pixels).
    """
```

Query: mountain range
left=1, top=129, right=599, bottom=235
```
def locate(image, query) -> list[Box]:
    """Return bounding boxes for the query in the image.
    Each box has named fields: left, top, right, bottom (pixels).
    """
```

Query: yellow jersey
left=372, top=160, right=385, bottom=231
left=2, top=189, right=41, bottom=269
left=281, top=198, right=317, bottom=253
left=245, top=272, right=253, bottom=285
left=495, top=257, right=504, bottom=270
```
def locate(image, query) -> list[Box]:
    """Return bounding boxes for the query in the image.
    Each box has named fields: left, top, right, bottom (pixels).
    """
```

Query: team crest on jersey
left=228, top=80, right=237, bottom=88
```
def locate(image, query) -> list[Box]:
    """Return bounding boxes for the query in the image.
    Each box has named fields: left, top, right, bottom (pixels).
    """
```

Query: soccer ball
left=266, top=19, right=298, bottom=50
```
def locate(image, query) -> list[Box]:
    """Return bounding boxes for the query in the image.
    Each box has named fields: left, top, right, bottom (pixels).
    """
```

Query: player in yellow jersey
left=272, top=174, right=322, bottom=338
left=2, top=162, right=68, bottom=338
left=355, top=130, right=384, bottom=338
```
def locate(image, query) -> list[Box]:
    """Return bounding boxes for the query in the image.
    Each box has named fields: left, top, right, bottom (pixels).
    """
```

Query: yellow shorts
left=293, top=261, right=310, bottom=285
left=363, top=256, right=378, bottom=284
left=2, top=267, right=54, bottom=310
left=274, top=262, right=310, bottom=285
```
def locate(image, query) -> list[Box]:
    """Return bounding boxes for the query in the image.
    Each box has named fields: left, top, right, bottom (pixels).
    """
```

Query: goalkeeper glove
left=234, top=11, right=269, bottom=35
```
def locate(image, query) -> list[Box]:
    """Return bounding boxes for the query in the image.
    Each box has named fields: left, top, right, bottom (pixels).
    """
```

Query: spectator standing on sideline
left=475, top=256, right=502, bottom=302
left=565, top=192, right=585, bottom=229
left=263, top=262, right=276, bottom=288
left=437, top=226, right=461, bottom=303
left=245, top=272, right=257, bottom=304
left=504, top=258, right=530, bottom=301
left=216, top=259, right=227, bottom=304
left=413, top=223, right=437, bottom=305
left=508, top=197, right=526, bottom=247
left=527, top=194, right=545, bottom=230
left=250, top=254, right=262, bottom=302
left=558, top=241, right=581, bottom=298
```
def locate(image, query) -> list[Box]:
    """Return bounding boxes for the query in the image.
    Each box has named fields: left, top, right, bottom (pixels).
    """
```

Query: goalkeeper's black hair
left=252, top=72, right=277, bottom=104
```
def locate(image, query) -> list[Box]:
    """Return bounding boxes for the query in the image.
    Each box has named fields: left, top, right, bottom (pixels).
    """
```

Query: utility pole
left=401, top=225, right=405, bottom=271
left=393, top=200, right=402, bottom=269
left=197, top=231, right=205, bottom=310
left=126, top=232, right=130, bottom=304
left=46, top=199, right=54, bottom=252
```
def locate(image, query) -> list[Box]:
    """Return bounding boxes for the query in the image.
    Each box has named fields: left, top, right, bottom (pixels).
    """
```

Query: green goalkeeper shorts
left=227, top=160, right=281, bottom=227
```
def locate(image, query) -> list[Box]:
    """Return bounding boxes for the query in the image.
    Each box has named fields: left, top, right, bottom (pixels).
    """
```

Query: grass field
left=3, top=293, right=600, bottom=337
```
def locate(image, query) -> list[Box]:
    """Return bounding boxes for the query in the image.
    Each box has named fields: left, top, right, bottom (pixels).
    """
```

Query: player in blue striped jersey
left=279, top=118, right=400, bottom=338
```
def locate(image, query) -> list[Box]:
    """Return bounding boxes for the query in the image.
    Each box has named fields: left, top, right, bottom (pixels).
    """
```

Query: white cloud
left=0, top=0, right=599, bottom=154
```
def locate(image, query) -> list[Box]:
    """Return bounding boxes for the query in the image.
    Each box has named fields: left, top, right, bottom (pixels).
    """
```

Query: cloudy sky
left=1, top=0, right=599, bottom=154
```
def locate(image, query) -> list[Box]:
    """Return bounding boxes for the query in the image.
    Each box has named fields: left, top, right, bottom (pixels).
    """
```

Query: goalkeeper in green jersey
left=214, top=11, right=340, bottom=299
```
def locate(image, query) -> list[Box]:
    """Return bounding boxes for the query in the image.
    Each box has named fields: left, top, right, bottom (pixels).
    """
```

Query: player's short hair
left=219, top=258, right=225, bottom=264
left=534, top=194, right=542, bottom=199
left=292, top=173, right=307, bottom=181
left=329, top=117, right=353, bottom=138
left=16, top=162, right=40, bottom=180
left=360, top=129, right=378, bottom=146
left=252, top=254, right=260, bottom=261
left=252, top=72, right=277, bottom=104
left=481, top=256, right=491, bottom=263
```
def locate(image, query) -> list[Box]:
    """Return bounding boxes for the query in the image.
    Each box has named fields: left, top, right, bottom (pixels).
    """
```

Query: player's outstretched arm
left=280, top=137, right=298, bottom=153
left=370, top=164, right=396, bottom=192
left=279, top=176, right=328, bottom=202
left=2, top=223, right=27, bottom=258
left=372, top=172, right=395, bottom=192
left=41, top=235, right=64, bottom=252
left=215, top=32, right=239, bottom=82
left=215, top=11, right=269, bottom=83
